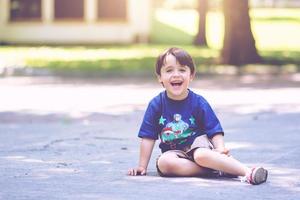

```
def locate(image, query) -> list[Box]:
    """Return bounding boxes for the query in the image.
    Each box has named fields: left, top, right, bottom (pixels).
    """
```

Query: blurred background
left=0, top=0, right=299, bottom=78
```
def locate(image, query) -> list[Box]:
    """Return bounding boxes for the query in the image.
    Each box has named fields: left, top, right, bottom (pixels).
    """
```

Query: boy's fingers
left=127, top=168, right=135, bottom=176
left=222, top=148, right=230, bottom=155
left=141, top=170, right=146, bottom=175
left=136, top=170, right=144, bottom=176
left=213, top=148, right=230, bottom=155
left=131, top=170, right=136, bottom=176
left=130, top=169, right=135, bottom=176
left=127, top=168, right=146, bottom=176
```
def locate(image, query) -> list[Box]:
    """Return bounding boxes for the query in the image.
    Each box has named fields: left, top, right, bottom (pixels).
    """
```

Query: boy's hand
left=127, top=166, right=147, bottom=176
left=213, top=148, right=230, bottom=155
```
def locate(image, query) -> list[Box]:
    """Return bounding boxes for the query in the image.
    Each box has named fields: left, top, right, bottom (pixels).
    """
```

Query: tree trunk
left=221, top=0, right=262, bottom=66
left=194, top=0, right=208, bottom=46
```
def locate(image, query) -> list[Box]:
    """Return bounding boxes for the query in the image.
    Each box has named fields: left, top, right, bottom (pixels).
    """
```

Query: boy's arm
left=138, top=138, right=156, bottom=172
left=128, top=138, right=155, bottom=176
left=211, top=133, right=229, bottom=155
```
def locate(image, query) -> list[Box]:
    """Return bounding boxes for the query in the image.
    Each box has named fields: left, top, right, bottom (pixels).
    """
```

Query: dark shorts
left=156, top=135, right=213, bottom=177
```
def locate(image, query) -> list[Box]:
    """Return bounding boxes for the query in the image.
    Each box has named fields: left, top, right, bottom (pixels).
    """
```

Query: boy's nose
left=172, top=70, right=180, bottom=76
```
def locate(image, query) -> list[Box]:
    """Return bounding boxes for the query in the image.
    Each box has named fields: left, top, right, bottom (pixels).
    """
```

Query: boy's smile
left=158, top=54, right=194, bottom=100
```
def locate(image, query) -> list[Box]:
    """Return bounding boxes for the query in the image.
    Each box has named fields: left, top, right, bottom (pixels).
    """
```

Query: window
left=54, top=0, right=84, bottom=20
left=97, top=0, right=127, bottom=20
left=10, top=0, right=42, bottom=21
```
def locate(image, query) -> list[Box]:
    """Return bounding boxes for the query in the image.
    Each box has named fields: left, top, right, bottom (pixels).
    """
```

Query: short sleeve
left=138, top=100, right=160, bottom=140
left=199, top=101, right=224, bottom=138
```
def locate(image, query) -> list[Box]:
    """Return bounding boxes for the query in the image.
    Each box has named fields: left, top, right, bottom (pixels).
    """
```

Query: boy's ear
left=156, top=75, right=164, bottom=87
left=190, top=72, right=196, bottom=81
left=156, top=74, right=162, bottom=83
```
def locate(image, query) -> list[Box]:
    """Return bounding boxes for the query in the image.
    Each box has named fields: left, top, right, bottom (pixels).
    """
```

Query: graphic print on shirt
left=160, top=114, right=194, bottom=149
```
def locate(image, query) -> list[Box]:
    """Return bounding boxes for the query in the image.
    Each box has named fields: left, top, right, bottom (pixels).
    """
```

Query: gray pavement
left=0, top=74, right=300, bottom=200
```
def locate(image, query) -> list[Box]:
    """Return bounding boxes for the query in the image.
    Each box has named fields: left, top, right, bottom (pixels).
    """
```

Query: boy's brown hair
left=155, top=47, right=196, bottom=76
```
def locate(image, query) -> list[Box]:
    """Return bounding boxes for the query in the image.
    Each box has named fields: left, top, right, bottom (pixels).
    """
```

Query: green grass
left=250, top=8, right=300, bottom=22
left=0, top=45, right=220, bottom=76
left=0, top=8, right=299, bottom=77
left=151, top=8, right=300, bottom=50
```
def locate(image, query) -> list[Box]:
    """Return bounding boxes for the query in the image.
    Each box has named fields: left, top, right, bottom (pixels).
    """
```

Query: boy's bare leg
left=193, top=148, right=249, bottom=176
left=157, top=151, right=211, bottom=176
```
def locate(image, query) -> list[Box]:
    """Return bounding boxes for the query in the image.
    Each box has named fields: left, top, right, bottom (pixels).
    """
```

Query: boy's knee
left=193, top=148, right=211, bottom=164
left=157, top=154, right=177, bottom=174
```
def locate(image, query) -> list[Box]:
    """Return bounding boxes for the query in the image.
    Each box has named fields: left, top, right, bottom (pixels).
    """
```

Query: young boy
left=128, top=47, right=268, bottom=185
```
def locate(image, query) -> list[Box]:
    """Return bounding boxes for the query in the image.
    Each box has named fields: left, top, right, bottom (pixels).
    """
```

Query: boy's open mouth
left=171, top=81, right=183, bottom=87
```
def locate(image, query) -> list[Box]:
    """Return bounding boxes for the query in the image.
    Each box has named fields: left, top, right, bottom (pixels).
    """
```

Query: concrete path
left=0, top=74, right=300, bottom=200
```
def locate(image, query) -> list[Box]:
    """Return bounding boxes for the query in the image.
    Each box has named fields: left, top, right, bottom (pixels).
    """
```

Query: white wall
left=0, top=0, right=151, bottom=44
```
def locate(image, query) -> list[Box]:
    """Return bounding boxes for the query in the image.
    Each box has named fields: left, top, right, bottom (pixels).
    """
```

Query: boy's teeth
left=172, top=83, right=181, bottom=86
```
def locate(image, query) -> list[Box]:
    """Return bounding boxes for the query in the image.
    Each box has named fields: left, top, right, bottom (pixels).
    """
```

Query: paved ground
left=0, top=74, right=300, bottom=200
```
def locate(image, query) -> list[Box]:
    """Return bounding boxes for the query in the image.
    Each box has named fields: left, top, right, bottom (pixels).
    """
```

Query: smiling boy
left=128, top=47, right=268, bottom=185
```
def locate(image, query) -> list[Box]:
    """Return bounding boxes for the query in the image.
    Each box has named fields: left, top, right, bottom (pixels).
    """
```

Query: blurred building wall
left=251, top=0, right=300, bottom=8
left=0, top=0, right=152, bottom=45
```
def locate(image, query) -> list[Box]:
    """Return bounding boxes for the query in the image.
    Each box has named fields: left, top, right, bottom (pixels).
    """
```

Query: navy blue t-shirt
left=138, top=89, right=223, bottom=153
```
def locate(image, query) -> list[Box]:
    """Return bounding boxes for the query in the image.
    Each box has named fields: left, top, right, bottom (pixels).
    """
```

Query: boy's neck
left=166, top=89, right=189, bottom=101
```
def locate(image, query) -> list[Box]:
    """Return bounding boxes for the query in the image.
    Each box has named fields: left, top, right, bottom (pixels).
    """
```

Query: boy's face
left=158, top=54, right=194, bottom=100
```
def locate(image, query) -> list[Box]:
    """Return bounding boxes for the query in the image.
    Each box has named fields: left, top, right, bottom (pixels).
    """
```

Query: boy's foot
left=242, top=167, right=268, bottom=185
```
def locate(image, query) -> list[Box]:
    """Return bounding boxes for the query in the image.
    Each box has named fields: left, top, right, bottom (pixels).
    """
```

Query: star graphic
left=159, top=116, right=166, bottom=125
left=189, top=116, right=195, bottom=125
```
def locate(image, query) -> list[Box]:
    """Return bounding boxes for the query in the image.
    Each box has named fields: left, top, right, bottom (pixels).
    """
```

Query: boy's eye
left=166, top=69, right=173, bottom=73
left=180, top=69, right=186, bottom=72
